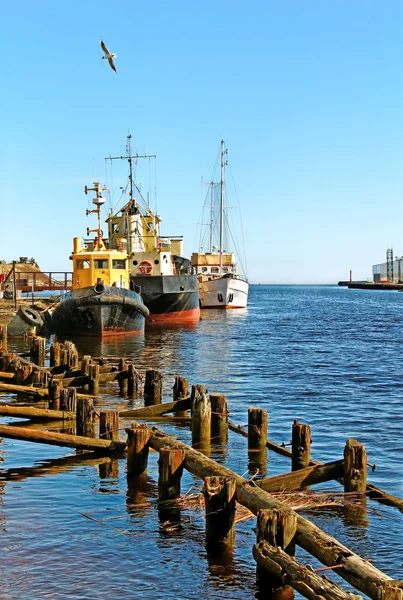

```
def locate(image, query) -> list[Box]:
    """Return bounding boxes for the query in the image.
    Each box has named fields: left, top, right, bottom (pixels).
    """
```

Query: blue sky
left=1, top=1, right=401, bottom=283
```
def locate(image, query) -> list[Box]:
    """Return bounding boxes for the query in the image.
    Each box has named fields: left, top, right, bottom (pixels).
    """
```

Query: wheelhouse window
left=211, top=267, right=219, bottom=274
left=112, top=259, right=126, bottom=269
left=94, top=259, right=108, bottom=269
left=76, top=260, right=90, bottom=269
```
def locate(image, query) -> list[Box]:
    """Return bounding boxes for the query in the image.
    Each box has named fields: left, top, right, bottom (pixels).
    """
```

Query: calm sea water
left=1, top=285, right=402, bottom=599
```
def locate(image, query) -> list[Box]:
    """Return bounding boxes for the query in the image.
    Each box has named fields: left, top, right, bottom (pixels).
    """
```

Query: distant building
left=372, top=249, right=403, bottom=283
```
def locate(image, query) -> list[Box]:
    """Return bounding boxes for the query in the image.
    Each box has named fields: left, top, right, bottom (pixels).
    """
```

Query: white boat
left=191, top=140, right=249, bottom=309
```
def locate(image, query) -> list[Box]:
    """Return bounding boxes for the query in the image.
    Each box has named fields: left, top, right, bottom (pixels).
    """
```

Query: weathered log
left=120, top=398, right=191, bottom=418
left=0, top=381, right=92, bottom=400
left=256, top=460, right=345, bottom=493
left=253, top=541, right=363, bottom=600
left=0, top=382, right=48, bottom=397
left=0, top=424, right=126, bottom=451
left=0, top=370, right=16, bottom=380
left=147, top=427, right=395, bottom=600
left=0, top=404, right=75, bottom=420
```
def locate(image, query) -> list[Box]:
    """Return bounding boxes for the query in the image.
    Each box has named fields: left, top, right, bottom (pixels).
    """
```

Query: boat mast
left=85, top=181, right=107, bottom=248
left=209, top=181, right=214, bottom=253
left=106, top=135, right=157, bottom=207
left=219, top=139, right=228, bottom=270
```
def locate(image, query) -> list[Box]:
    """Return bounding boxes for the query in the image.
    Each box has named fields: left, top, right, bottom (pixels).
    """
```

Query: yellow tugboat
left=51, top=182, right=149, bottom=338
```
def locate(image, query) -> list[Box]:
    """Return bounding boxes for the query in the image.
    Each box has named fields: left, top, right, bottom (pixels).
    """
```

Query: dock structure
left=1, top=336, right=403, bottom=599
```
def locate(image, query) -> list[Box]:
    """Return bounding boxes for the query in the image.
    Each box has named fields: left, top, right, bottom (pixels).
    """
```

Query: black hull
left=132, top=273, right=200, bottom=321
left=51, top=286, right=149, bottom=338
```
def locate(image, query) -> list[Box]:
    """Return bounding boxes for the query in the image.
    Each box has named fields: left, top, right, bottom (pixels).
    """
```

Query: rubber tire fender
left=18, top=306, right=44, bottom=327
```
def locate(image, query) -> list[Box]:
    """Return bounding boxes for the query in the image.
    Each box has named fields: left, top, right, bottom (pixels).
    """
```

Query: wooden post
left=191, top=384, right=211, bottom=449
left=256, top=508, right=297, bottom=598
left=65, top=341, right=79, bottom=370
left=31, top=369, right=50, bottom=387
left=291, top=420, right=311, bottom=471
left=248, top=407, right=268, bottom=450
left=344, top=438, right=367, bottom=493
left=14, top=364, right=33, bottom=385
left=99, top=411, right=120, bottom=442
left=48, top=379, right=64, bottom=410
left=0, top=352, right=16, bottom=371
left=0, top=324, right=7, bottom=346
left=88, top=363, right=100, bottom=395
left=126, top=423, right=150, bottom=476
left=203, top=476, right=236, bottom=552
left=248, top=407, right=268, bottom=478
left=158, top=446, right=185, bottom=502
left=210, top=393, right=228, bottom=444
left=80, top=355, right=92, bottom=376
left=127, top=363, right=139, bottom=398
left=31, top=337, right=46, bottom=366
left=50, top=342, right=62, bottom=367
left=76, top=397, right=96, bottom=438
left=144, top=369, right=162, bottom=405
left=60, top=387, right=77, bottom=412
left=118, top=358, right=128, bottom=395
left=173, top=376, right=189, bottom=416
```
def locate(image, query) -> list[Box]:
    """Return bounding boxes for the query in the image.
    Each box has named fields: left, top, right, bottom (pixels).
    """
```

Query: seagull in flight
left=100, top=40, right=117, bottom=73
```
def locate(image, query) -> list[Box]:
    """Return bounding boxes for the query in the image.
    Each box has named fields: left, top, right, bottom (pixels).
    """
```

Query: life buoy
left=139, top=260, right=153, bottom=274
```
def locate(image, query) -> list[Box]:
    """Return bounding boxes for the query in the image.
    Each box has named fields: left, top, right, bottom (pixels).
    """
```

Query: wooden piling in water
left=173, top=376, right=189, bottom=416
left=148, top=427, right=395, bottom=600
left=88, top=363, right=100, bottom=395
left=191, top=384, right=211, bottom=449
left=99, top=410, right=120, bottom=442
left=60, top=387, right=77, bottom=413
left=344, top=439, right=367, bottom=493
left=31, top=336, right=46, bottom=366
left=291, top=420, right=311, bottom=471
left=48, top=378, right=64, bottom=410
left=210, top=393, right=228, bottom=444
left=126, top=423, right=150, bottom=476
left=144, top=369, right=162, bottom=405
left=50, top=341, right=63, bottom=367
left=76, top=397, right=96, bottom=438
left=118, top=358, right=128, bottom=395
left=0, top=324, right=7, bottom=346
left=256, top=508, right=297, bottom=597
left=158, top=446, right=185, bottom=502
left=203, top=476, right=236, bottom=553
left=14, top=364, right=33, bottom=385
left=127, top=363, right=139, bottom=398
left=248, top=407, right=268, bottom=450
left=31, top=369, right=50, bottom=388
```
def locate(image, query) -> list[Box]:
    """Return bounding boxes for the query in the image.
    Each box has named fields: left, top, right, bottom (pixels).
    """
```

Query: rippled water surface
left=1, top=285, right=402, bottom=599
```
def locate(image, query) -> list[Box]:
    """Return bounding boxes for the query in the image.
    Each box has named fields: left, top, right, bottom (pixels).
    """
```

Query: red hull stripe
left=147, top=306, right=200, bottom=322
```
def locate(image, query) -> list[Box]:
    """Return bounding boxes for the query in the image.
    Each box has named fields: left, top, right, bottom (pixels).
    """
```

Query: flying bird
left=100, top=40, right=117, bottom=73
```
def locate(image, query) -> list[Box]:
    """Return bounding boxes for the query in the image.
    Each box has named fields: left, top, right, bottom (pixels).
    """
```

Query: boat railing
left=8, top=271, right=73, bottom=292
